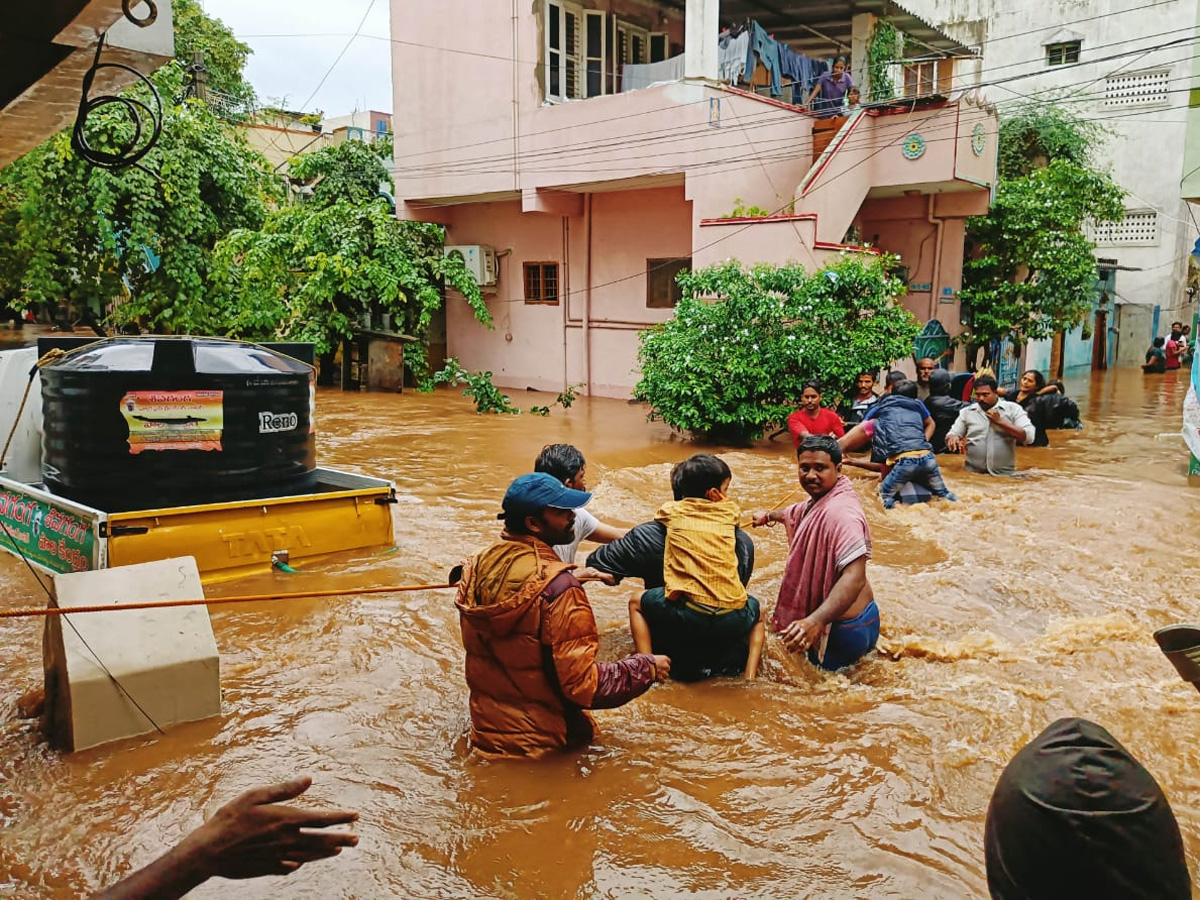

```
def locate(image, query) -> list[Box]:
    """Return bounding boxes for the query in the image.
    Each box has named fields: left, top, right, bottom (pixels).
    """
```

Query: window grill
left=1088, top=210, right=1159, bottom=246
left=1104, top=68, right=1170, bottom=107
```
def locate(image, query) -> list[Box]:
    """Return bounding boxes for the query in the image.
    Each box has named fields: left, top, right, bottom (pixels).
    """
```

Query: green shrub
left=633, top=257, right=919, bottom=443
left=433, top=358, right=520, bottom=415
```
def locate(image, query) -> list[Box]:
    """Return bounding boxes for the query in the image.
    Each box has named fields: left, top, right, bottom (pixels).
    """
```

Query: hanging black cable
left=70, top=34, right=163, bottom=173
left=121, top=0, right=158, bottom=28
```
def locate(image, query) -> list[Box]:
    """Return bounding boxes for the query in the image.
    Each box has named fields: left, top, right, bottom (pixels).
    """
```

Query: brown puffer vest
left=455, top=535, right=597, bottom=756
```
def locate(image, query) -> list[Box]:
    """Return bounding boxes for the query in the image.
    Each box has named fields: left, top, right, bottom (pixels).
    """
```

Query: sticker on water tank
left=258, top=411, right=299, bottom=434
left=120, top=390, right=224, bottom=454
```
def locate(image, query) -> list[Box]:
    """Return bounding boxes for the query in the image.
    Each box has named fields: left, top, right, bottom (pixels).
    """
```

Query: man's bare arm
left=94, top=777, right=358, bottom=900
left=588, top=522, right=628, bottom=544
left=777, top=557, right=868, bottom=653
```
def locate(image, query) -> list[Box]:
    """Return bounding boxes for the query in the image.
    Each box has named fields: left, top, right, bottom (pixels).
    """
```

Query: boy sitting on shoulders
left=628, top=454, right=765, bottom=681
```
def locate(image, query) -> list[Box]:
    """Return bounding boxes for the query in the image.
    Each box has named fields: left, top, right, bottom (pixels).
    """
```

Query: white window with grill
left=545, top=0, right=582, bottom=102
left=545, top=2, right=655, bottom=101
left=1104, top=68, right=1170, bottom=107
left=1089, top=209, right=1159, bottom=246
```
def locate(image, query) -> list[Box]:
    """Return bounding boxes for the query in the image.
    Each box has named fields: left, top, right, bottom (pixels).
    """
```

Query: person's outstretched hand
left=94, top=776, right=358, bottom=900
left=191, top=776, right=359, bottom=880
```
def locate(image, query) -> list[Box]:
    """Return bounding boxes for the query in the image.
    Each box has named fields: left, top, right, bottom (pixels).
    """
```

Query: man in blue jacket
left=863, top=380, right=958, bottom=509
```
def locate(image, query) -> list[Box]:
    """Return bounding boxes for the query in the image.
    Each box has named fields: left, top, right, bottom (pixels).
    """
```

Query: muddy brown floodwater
left=3, top=367, right=1200, bottom=898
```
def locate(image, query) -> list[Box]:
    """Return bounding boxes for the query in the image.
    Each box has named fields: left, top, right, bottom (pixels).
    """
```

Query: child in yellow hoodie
left=628, top=454, right=765, bottom=680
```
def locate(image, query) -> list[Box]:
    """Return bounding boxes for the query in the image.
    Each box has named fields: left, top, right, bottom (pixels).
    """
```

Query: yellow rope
left=0, top=581, right=456, bottom=619
left=0, top=348, right=66, bottom=472
left=738, top=486, right=804, bottom=528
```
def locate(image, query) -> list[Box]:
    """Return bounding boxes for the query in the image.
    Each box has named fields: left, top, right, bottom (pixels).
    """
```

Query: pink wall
left=692, top=216, right=821, bottom=269
left=796, top=103, right=998, bottom=245
left=443, top=186, right=692, bottom=398
left=391, top=0, right=815, bottom=218
left=392, top=0, right=1000, bottom=396
left=859, top=192, right=988, bottom=368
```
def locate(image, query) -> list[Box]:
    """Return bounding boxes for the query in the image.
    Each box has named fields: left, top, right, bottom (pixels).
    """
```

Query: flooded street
left=3, top=366, right=1200, bottom=898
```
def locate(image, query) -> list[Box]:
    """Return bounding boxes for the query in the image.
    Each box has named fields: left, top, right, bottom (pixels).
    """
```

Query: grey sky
left=199, top=0, right=393, bottom=116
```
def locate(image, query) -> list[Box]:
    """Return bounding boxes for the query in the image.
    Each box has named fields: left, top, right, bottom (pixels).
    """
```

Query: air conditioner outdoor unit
left=444, top=245, right=497, bottom=288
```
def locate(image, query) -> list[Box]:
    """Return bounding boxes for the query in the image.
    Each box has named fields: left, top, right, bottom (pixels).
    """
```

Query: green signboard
left=0, top=487, right=97, bottom=574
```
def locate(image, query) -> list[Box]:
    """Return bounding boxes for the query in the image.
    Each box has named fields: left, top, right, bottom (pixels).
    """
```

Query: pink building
left=393, top=0, right=998, bottom=397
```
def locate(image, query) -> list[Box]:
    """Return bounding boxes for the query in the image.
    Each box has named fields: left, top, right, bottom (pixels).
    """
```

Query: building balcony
left=394, top=0, right=980, bottom=217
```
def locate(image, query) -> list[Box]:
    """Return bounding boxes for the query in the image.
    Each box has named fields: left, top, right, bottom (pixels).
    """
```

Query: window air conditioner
left=444, top=245, right=498, bottom=288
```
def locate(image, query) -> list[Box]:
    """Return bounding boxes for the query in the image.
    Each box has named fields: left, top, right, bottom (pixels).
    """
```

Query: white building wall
left=907, top=0, right=1198, bottom=337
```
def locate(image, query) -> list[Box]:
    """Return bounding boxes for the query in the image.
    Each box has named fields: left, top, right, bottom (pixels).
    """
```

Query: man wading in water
left=455, top=473, right=669, bottom=756
left=752, top=435, right=880, bottom=671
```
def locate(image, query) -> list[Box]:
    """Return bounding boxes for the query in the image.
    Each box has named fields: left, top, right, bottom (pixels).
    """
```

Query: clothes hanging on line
left=719, top=29, right=750, bottom=83
left=622, top=54, right=686, bottom=92
left=744, top=21, right=782, bottom=97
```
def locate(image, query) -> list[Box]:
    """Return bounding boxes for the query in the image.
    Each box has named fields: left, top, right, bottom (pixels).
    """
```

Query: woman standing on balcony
left=806, top=57, right=855, bottom=117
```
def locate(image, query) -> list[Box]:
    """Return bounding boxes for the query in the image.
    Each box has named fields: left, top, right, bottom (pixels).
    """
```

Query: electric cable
left=236, top=6, right=1198, bottom=167
left=70, top=35, right=164, bottom=175
left=385, top=35, right=1200, bottom=175
left=122, top=0, right=158, bottom=28
left=257, top=0, right=380, bottom=167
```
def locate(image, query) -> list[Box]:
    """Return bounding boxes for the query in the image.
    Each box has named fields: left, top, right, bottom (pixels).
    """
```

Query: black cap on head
left=984, top=717, right=1190, bottom=900
left=928, top=369, right=952, bottom=396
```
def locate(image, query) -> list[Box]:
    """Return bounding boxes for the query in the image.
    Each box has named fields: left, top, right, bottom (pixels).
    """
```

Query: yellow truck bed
left=0, top=468, right=395, bottom=583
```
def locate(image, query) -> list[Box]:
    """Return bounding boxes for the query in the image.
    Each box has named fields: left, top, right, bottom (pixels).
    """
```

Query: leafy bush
left=633, top=257, right=919, bottom=443
left=434, top=358, right=520, bottom=415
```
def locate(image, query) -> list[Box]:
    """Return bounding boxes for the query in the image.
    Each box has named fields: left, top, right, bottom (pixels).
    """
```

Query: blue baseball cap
left=497, top=472, right=592, bottom=519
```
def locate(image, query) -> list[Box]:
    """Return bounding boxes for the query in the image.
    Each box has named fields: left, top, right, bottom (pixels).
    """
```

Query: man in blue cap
left=454, top=472, right=670, bottom=757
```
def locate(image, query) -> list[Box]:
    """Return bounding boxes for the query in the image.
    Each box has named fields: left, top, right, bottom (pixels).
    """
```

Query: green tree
left=172, top=0, right=257, bottom=112
left=961, top=104, right=1125, bottom=345
left=633, top=257, right=919, bottom=443
left=287, top=139, right=393, bottom=208
left=995, top=104, right=1108, bottom=179
left=0, top=4, right=277, bottom=329
left=212, top=199, right=489, bottom=375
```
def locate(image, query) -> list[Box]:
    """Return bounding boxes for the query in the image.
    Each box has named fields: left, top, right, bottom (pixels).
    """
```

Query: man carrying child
left=861, top=379, right=957, bottom=510
left=627, top=454, right=765, bottom=681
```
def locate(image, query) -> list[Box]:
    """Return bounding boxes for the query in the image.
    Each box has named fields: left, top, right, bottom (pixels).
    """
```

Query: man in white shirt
left=946, top=375, right=1035, bottom=476
left=534, top=444, right=627, bottom=563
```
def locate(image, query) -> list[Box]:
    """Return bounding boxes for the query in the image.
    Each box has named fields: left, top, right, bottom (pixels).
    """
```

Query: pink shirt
left=773, top=476, right=871, bottom=628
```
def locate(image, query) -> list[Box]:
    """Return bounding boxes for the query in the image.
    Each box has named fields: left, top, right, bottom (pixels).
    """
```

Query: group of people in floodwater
left=1144, top=320, right=1192, bottom=373
left=92, top=363, right=1194, bottom=900
left=786, top=357, right=1080, bottom=500
left=453, top=355, right=1084, bottom=764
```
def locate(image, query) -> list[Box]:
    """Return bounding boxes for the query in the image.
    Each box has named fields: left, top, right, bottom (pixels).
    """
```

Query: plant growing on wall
left=867, top=20, right=899, bottom=103
left=633, top=257, right=919, bottom=443
left=723, top=199, right=772, bottom=219
left=961, top=104, right=1124, bottom=346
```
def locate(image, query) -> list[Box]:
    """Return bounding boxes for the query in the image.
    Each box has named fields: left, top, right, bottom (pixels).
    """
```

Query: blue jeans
left=807, top=600, right=880, bottom=671
left=880, top=452, right=957, bottom=509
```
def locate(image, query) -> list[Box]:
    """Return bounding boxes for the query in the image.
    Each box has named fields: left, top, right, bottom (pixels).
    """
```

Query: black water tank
left=41, top=337, right=317, bottom=511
